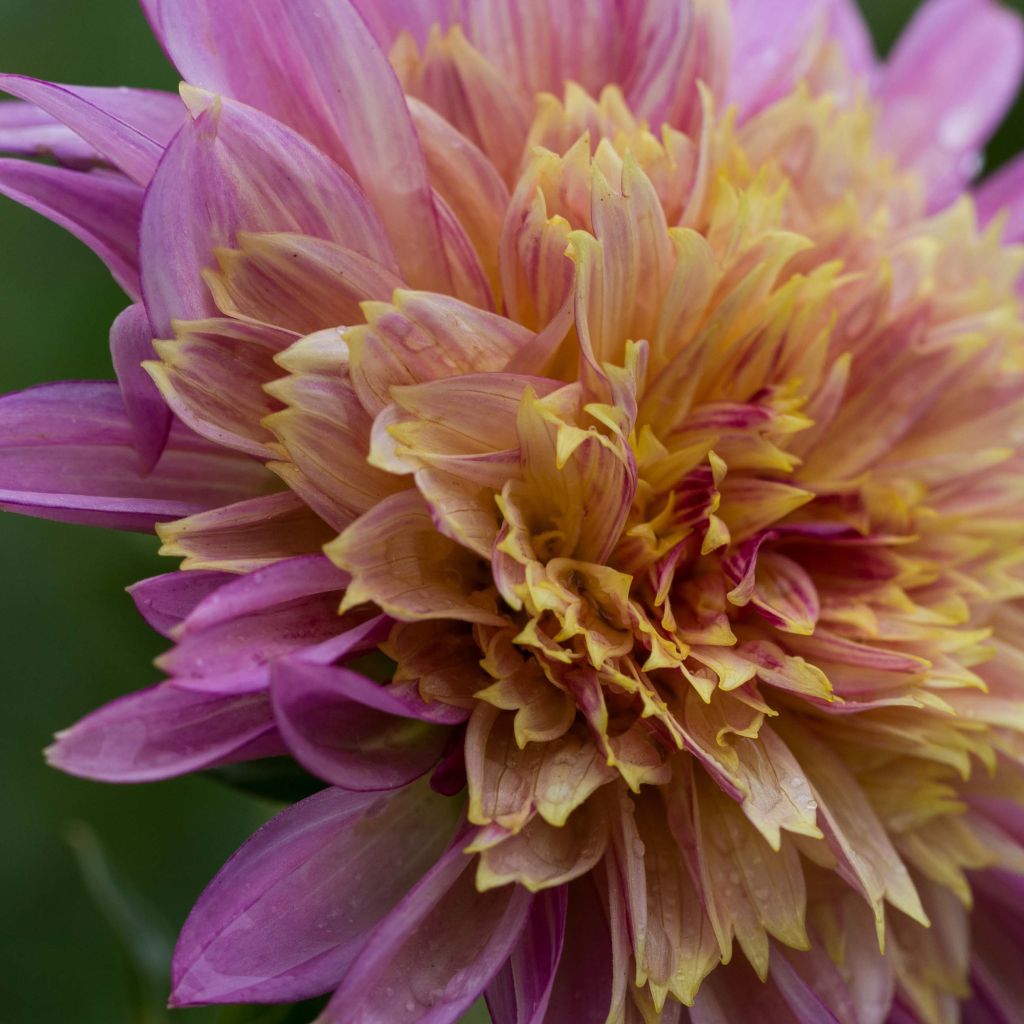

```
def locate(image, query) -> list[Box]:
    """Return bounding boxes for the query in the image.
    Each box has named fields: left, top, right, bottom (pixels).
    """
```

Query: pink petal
left=0, top=158, right=143, bottom=296
left=271, top=660, right=451, bottom=791
left=128, top=570, right=233, bottom=637
left=0, top=100, right=99, bottom=165
left=485, top=887, right=568, bottom=1024
left=46, top=683, right=282, bottom=782
left=728, top=0, right=875, bottom=118
left=0, top=75, right=182, bottom=184
left=323, top=838, right=533, bottom=1024
left=139, top=89, right=396, bottom=336
left=110, top=303, right=171, bottom=472
left=349, top=0, right=451, bottom=48
left=877, top=0, right=1024, bottom=206
left=158, top=0, right=451, bottom=294
left=0, top=381, right=270, bottom=531
left=976, top=152, right=1024, bottom=242
left=170, top=782, right=460, bottom=1006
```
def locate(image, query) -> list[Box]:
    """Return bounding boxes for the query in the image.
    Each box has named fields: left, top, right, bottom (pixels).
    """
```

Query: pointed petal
left=271, top=660, right=451, bottom=791
left=0, top=75, right=181, bottom=184
left=321, top=839, right=533, bottom=1024
left=139, top=90, right=396, bottom=336
left=0, top=158, right=143, bottom=295
left=128, top=570, right=233, bottom=638
left=976, top=151, right=1024, bottom=243
left=877, top=0, right=1024, bottom=206
left=0, top=99, right=98, bottom=164
left=110, top=303, right=172, bottom=472
left=46, top=684, right=280, bottom=782
left=0, top=382, right=270, bottom=531
left=171, top=782, right=460, bottom=1006
left=159, top=0, right=451, bottom=293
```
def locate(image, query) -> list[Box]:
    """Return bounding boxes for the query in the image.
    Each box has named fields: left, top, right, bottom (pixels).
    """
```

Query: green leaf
left=202, top=758, right=329, bottom=804
left=214, top=996, right=329, bottom=1023
left=65, top=821, right=175, bottom=1024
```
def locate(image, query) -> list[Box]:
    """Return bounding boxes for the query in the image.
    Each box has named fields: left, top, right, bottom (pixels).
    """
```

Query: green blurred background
left=0, top=2, right=1022, bottom=1021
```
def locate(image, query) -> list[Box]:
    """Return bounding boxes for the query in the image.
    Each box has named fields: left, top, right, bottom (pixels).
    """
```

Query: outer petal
left=0, top=100, right=97, bottom=164
left=158, top=0, right=452, bottom=294
left=128, top=570, right=233, bottom=637
left=170, top=782, right=460, bottom=1006
left=0, top=382, right=270, bottom=531
left=46, top=684, right=281, bottom=782
left=271, top=660, right=451, bottom=791
left=109, top=303, right=171, bottom=472
left=350, top=0, right=451, bottom=48
left=877, top=0, right=1024, bottom=206
left=0, top=76, right=181, bottom=184
left=0, top=158, right=143, bottom=296
left=321, top=839, right=533, bottom=1024
left=485, top=887, right=568, bottom=1024
left=139, top=89, right=396, bottom=336
left=976, top=153, right=1024, bottom=243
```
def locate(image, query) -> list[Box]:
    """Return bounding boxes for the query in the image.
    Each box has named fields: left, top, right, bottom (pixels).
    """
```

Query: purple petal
left=877, top=0, right=1024, bottom=207
left=486, top=887, right=567, bottom=1024
left=542, top=875, right=615, bottom=1024
left=323, top=838, right=533, bottom=1024
left=0, top=381, right=271, bottom=531
left=171, top=782, right=460, bottom=1006
left=158, top=0, right=451, bottom=294
left=110, top=303, right=172, bottom=472
left=271, top=660, right=451, bottom=791
left=349, top=0, right=450, bottom=48
left=0, top=75, right=181, bottom=184
left=0, top=158, right=143, bottom=295
left=128, top=570, right=234, bottom=637
left=181, top=554, right=349, bottom=634
left=139, top=89, right=397, bottom=336
left=46, top=683, right=281, bottom=782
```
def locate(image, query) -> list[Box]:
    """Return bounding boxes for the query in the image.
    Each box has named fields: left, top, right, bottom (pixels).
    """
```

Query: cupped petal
left=485, top=886, right=567, bottom=1024
left=46, top=684, right=281, bottom=783
left=159, top=0, right=451, bottom=294
left=110, top=303, right=171, bottom=472
left=321, top=838, right=533, bottom=1024
left=0, top=158, right=143, bottom=296
left=0, top=75, right=181, bottom=184
left=171, top=781, right=460, bottom=1006
left=157, top=491, right=334, bottom=573
left=877, top=0, right=1024, bottom=206
left=0, top=382, right=270, bottom=531
left=271, top=660, right=451, bottom=791
left=139, top=89, right=396, bottom=336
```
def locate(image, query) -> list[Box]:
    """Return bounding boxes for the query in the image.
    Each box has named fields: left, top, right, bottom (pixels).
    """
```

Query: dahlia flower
left=5, top=0, right=1024, bottom=1020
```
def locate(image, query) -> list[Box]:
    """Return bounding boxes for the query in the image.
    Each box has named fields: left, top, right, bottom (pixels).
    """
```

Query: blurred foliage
left=0, top=1, right=1021, bottom=1022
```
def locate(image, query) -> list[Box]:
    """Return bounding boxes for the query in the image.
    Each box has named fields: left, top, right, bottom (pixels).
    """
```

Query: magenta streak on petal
left=271, top=660, right=451, bottom=792
left=170, top=783, right=459, bottom=1007
left=110, top=303, right=172, bottom=472
left=0, top=381, right=269, bottom=532
left=323, top=835, right=534, bottom=1024
left=128, top=571, right=234, bottom=637
left=45, top=683, right=281, bottom=783
left=0, top=157, right=143, bottom=296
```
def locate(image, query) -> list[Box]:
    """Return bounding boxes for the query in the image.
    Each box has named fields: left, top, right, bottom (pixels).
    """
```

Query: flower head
left=4, top=1, right=1024, bottom=1022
